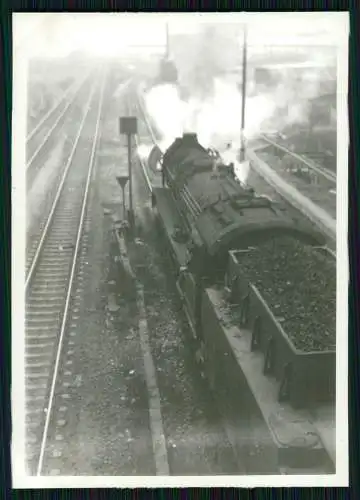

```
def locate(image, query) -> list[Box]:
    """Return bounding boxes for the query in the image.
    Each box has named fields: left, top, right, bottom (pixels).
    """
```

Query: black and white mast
left=240, top=23, right=248, bottom=163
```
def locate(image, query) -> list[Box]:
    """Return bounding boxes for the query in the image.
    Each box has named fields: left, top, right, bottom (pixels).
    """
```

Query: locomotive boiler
left=151, top=132, right=326, bottom=338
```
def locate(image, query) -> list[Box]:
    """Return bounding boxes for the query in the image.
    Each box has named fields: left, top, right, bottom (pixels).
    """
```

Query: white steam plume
left=143, top=80, right=265, bottom=184
left=144, top=62, right=335, bottom=153
left=141, top=26, right=335, bottom=185
left=144, top=79, right=278, bottom=151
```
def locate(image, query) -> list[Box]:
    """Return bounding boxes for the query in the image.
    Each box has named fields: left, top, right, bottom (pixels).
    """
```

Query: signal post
left=119, top=116, right=138, bottom=229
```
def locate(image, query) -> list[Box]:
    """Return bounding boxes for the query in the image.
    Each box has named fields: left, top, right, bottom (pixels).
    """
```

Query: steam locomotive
left=145, top=133, right=334, bottom=473
left=150, top=132, right=325, bottom=339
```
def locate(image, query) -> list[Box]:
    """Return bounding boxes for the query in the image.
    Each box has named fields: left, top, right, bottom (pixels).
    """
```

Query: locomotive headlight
left=137, top=143, right=153, bottom=161
left=146, top=144, right=163, bottom=173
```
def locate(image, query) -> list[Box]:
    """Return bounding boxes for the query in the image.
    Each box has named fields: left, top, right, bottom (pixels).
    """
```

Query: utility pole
left=240, top=23, right=248, bottom=163
left=127, top=134, right=133, bottom=219
left=165, top=22, right=169, bottom=58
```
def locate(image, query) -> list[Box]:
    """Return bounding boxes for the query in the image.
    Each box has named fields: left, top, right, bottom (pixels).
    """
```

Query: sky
left=13, top=12, right=347, bottom=59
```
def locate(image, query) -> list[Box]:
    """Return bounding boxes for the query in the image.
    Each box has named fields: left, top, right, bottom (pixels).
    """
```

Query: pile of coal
left=238, top=236, right=336, bottom=352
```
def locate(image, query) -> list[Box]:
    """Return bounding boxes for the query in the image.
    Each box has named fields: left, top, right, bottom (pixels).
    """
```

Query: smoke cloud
left=142, top=80, right=267, bottom=184
left=140, top=24, right=336, bottom=184
left=143, top=73, right=331, bottom=151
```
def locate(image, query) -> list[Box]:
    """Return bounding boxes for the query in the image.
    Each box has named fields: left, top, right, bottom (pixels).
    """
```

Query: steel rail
left=25, top=79, right=97, bottom=290
left=260, top=133, right=336, bottom=183
left=26, top=74, right=90, bottom=171
left=26, top=72, right=90, bottom=143
left=36, top=71, right=106, bottom=476
left=128, top=98, right=153, bottom=193
left=247, top=148, right=336, bottom=244
left=135, top=91, right=158, bottom=144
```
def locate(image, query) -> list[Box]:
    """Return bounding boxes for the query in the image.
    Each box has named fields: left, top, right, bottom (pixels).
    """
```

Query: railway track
left=26, top=77, right=97, bottom=267
left=258, top=133, right=336, bottom=183
left=26, top=72, right=90, bottom=175
left=24, top=72, right=105, bottom=476
left=249, top=134, right=336, bottom=240
left=131, top=90, right=168, bottom=193
left=22, top=79, right=242, bottom=477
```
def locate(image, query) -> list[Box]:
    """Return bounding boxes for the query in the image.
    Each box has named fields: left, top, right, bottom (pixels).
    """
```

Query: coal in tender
left=237, top=236, right=336, bottom=352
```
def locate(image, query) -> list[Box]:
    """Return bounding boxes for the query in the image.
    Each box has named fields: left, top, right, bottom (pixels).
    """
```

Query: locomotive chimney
left=182, top=132, right=198, bottom=145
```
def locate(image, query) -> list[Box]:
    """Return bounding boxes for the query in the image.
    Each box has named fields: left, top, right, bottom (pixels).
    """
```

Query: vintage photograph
left=12, top=12, right=348, bottom=487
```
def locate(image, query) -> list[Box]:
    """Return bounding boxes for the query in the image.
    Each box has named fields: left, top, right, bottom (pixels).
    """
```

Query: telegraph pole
left=127, top=134, right=133, bottom=219
left=240, top=23, right=248, bottom=163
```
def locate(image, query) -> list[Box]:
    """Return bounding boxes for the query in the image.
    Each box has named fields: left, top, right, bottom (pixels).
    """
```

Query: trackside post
left=119, top=116, right=138, bottom=228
